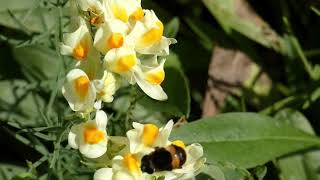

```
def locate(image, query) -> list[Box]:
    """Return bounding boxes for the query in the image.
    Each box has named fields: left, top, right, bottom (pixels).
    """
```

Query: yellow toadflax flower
left=94, top=153, right=151, bottom=180
left=94, top=19, right=129, bottom=54
left=103, top=0, right=142, bottom=23
left=68, top=110, right=108, bottom=158
left=104, top=47, right=168, bottom=100
left=94, top=121, right=205, bottom=180
left=127, top=121, right=206, bottom=180
left=62, top=69, right=96, bottom=112
left=126, top=10, right=177, bottom=56
left=60, top=21, right=93, bottom=61
left=126, top=120, right=173, bottom=154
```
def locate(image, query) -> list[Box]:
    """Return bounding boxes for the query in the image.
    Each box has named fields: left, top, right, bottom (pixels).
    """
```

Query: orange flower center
left=123, top=154, right=140, bottom=173
left=84, top=126, right=105, bottom=144
left=142, top=124, right=159, bottom=146
left=107, top=33, right=124, bottom=49
left=74, top=76, right=90, bottom=99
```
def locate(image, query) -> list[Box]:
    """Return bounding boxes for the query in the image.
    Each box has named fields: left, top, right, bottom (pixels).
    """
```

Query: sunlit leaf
left=171, top=112, right=320, bottom=168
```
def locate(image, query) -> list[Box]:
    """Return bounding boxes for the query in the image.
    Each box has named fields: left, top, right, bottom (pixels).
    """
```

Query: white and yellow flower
left=68, top=110, right=108, bottom=158
left=104, top=47, right=167, bottom=100
left=94, top=19, right=129, bottom=54
left=62, top=69, right=96, bottom=112
left=127, top=10, right=176, bottom=56
left=104, top=46, right=137, bottom=81
left=126, top=120, right=173, bottom=154
left=61, top=22, right=93, bottom=61
left=94, top=153, right=151, bottom=180
left=94, top=70, right=118, bottom=103
left=126, top=121, right=205, bottom=179
left=103, top=0, right=143, bottom=23
left=134, top=58, right=167, bottom=100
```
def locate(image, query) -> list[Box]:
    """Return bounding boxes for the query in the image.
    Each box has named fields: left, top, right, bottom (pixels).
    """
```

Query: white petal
left=185, top=143, right=204, bottom=165
left=155, top=120, right=173, bottom=147
left=112, top=155, right=124, bottom=170
left=136, top=37, right=177, bottom=56
left=68, top=124, right=80, bottom=149
left=62, top=27, right=82, bottom=49
left=94, top=168, right=113, bottom=180
left=126, top=129, right=141, bottom=154
left=94, top=100, right=102, bottom=110
left=113, top=171, right=135, bottom=180
left=60, top=43, right=73, bottom=56
left=79, top=139, right=108, bottom=158
left=125, top=21, right=145, bottom=46
left=133, top=68, right=167, bottom=101
left=95, top=110, right=108, bottom=129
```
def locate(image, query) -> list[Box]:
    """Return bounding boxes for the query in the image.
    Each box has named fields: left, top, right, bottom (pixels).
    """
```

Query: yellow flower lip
left=145, top=69, right=165, bottom=85
left=138, top=21, right=164, bottom=47
left=123, top=154, right=141, bottom=173
left=172, top=140, right=186, bottom=149
left=142, top=124, right=159, bottom=146
left=83, top=125, right=105, bottom=144
left=112, top=4, right=128, bottom=23
left=73, top=43, right=88, bottom=61
left=107, top=33, right=124, bottom=49
left=74, top=76, right=90, bottom=98
left=115, top=55, right=137, bottom=73
left=130, top=7, right=144, bottom=21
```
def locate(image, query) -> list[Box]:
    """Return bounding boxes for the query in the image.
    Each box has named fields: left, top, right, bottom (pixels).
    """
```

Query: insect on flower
left=140, top=143, right=187, bottom=174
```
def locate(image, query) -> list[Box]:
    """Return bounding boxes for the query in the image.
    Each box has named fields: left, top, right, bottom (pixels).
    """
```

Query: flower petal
left=62, top=69, right=96, bottom=112
left=133, top=68, right=167, bottom=101
left=68, top=124, right=80, bottom=149
left=95, top=110, right=108, bottom=129
left=79, top=139, right=108, bottom=158
left=155, top=120, right=173, bottom=147
left=94, top=168, right=113, bottom=180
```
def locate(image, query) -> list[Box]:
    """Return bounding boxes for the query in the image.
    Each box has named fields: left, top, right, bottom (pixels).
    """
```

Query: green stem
left=259, top=95, right=306, bottom=115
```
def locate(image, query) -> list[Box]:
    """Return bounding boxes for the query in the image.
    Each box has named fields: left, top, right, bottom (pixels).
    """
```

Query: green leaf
left=12, top=45, right=60, bottom=81
left=0, top=163, right=26, bottom=180
left=171, top=112, right=320, bottom=168
left=0, top=3, right=57, bottom=33
left=138, top=67, right=190, bottom=117
left=0, top=80, right=47, bottom=127
left=196, top=164, right=225, bottom=180
left=164, top=51, right=182, bottom=70
left=275, top=109, right=320, bottom=180
left=251, top=166, right=267, bottom=180
left=164, top=17, right=180, bottom=38
left=202, top=0, right=286, bottom=54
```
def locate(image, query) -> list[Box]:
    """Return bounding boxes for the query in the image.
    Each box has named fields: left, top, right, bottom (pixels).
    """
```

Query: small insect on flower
left=127, top=121, right=206, bottom=180
left=126, top=120, right=174, bottom=154
left=140, top=143, right=187, bottom=174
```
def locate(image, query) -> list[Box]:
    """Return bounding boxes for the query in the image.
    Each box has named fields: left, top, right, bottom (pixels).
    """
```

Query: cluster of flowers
left=59, top=0, right=205, bottom=179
